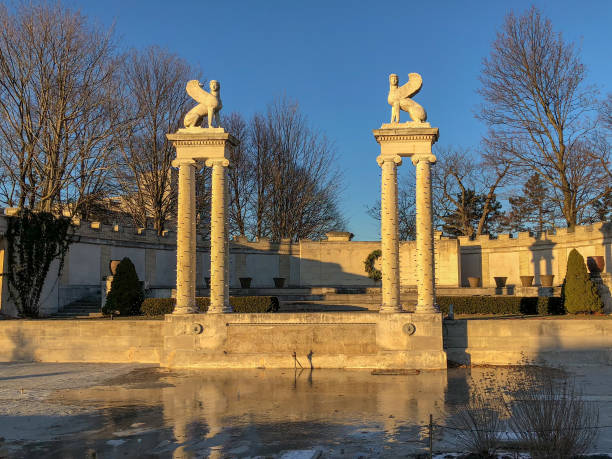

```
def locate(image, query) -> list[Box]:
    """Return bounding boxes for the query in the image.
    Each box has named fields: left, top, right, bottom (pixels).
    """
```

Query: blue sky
left=67, top=0, right=612, bottom=240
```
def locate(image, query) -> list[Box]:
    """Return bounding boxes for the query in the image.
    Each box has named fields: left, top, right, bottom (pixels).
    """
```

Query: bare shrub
left=447, top=376, right=508, bottom=457
left=506, top=367, right=599, bottom=459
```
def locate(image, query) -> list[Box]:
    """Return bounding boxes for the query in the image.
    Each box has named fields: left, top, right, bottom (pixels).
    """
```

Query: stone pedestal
left=161, top=311, right=447, bottom=369
left=167, top=128, right=239, bottom=315
left=373, top=125, right=440, bottom=313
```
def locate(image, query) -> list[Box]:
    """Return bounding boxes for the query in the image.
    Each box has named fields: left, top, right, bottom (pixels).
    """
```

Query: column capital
left=167, top=130, right=239, bottom=163
left=373, top=126, right=438, bottom=158
left=411, top=154, right=437, bottom=166
left=205, top=158, right=230, bottom=168
left=376, top=154, right=402, bottom=167
left=171, top=158, right=196, bottom=168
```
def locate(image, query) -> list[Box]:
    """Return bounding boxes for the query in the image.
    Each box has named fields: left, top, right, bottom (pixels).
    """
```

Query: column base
left=415, top=303, right=440, bottom=314
left=379, top=304, right=403, bottom=313
left=173, top=306, right=198, bottom=315
left=208, top=303, right=233, bottom=314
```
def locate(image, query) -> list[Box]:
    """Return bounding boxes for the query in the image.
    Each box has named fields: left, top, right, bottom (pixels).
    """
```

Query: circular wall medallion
left=192, top=323, right=204, bottom=335
left=403, top=323, right=416, bottom=336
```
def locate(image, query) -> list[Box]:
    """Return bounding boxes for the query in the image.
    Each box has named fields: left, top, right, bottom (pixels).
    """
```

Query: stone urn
left=587, top=256, right=605, bottom=274
left=540, top=274, right=554, bottom=287
left=273, top=277, right=285, bottom=288
left=109, top=259, right=122, bottom=275
left=520, top=275, right=534, bottom=287
left=239, top=277, right=252, bottom=289
left=467, top=276, right=480, bottom=288
left=494, top=276, right=507, bottom=288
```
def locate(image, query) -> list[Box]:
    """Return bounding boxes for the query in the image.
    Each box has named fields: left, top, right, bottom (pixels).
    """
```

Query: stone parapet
left=162, top=311, right=446, bottom=370
left=445, top=317, right=612, bottom=366
left=0, top=320, right=163, bottom=363
left=458, top=221, right=612, bottom=288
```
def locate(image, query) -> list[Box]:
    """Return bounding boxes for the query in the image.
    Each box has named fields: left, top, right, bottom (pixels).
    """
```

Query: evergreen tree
left=562, top=249, right=603, bottom=314
left=103, top=257, right=144, bottom=315
left=441, top=189, right=503, bottom=237
left=591, top=190, right=612, bottom=222
left=503, top=174, right=556, bottom=233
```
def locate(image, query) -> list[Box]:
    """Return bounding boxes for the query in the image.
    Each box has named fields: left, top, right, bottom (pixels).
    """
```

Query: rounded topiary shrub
left=562, top=249, right=603, bottom=314
left=103, top=257, right=144, bottom=315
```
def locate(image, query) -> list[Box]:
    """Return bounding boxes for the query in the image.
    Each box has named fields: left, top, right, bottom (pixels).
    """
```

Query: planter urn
left=540, top=274, right=554, bottom=287
left=467, top=276, right=480, bottom=288
left=109, top=260, right=121, bottom=276
left=587, top=256, right=605, bottom=274
left=494, top=276, right=507, bottom=288
left=273, top=277, right=285, bottom=288
left=520, top=275, right=534, bottom=287
left=239, top=277, right=252, bottom=289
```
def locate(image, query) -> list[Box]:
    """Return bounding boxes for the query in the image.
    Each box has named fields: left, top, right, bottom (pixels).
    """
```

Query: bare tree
left=433, top=147, right=509, bottom=237
left=222, top=112, right=251, bottom=237
left=116, top=46, right=196, bottom=234
left=502, top=173, right=559, bottom=233
left=602, top=94, right=612, bottom=131
left=478, top=7, right=610, bottom=228
left=0, top=3, right=123, bottom=214
left=246, top=99, right=345, bottom=241
left=249, top=113, right=273, bottom=239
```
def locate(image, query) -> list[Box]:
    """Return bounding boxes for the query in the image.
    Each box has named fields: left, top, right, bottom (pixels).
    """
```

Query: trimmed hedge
left=437, top=296, right=565, bottom=316
left=562, top=249, right=603, bottom=314
left=141, top=296, right=279, bottom=316
left=103, top=257, right=144, bottom=316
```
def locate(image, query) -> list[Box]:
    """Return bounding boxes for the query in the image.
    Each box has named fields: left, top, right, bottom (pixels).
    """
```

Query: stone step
left=55, top=309, right=100, bottom=316
left=279, top=301, right=416, bottom=313
left=50, top=312, right=104, bottom=319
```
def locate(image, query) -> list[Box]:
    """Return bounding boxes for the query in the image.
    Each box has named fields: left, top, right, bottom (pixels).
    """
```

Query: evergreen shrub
left=141, top=296, right=279, bottom=316
left=562, top=249, right=603, bottom=314
left=102, top=257, right=144, bottom=315
left=437, top=296, right=564, bottom=315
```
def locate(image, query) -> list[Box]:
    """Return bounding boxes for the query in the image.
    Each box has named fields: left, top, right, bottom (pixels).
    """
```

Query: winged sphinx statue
left=183, top=80, right=223, bottom=128
left=387, top=73, right=427, bottom=124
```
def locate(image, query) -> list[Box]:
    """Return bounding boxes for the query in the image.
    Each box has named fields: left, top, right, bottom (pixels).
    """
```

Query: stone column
left=206, top=158, right=232, bottom=313
left=173, top=158, right=197, bottom=314
left=373, top=126, right=439, bottom=315
left=413, top=155, right=439, bottom=313
left=377, top=155, right=403, bottom=313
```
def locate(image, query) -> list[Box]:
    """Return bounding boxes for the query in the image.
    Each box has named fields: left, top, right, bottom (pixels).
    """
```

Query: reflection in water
left=7, top=366, right=612, bottom=458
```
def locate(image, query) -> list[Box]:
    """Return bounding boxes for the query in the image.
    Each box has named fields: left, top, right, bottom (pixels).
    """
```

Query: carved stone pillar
left=377, top=154, right=402, bottom=313
left=173, top=158, right=197, bottom=314
left=413, top=154, right=439, bottom=313
left=373, top=126, right=439, bottom=314
left=167, top=129, right=239, bottom=315
left=206, top=158, right=232, bottom=313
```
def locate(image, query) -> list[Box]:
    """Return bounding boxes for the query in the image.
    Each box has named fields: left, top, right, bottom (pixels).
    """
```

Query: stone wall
left=0, top=320, right=163, bottom=363
left=2, top=317, right=611, bottom=368
left=0, top=212, right=610, bottom=316
left=445, top=318, right=612, bottom=366
left=459, top=222, right=612, bottom=288
left=0, top=215, right=461, bottom=315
